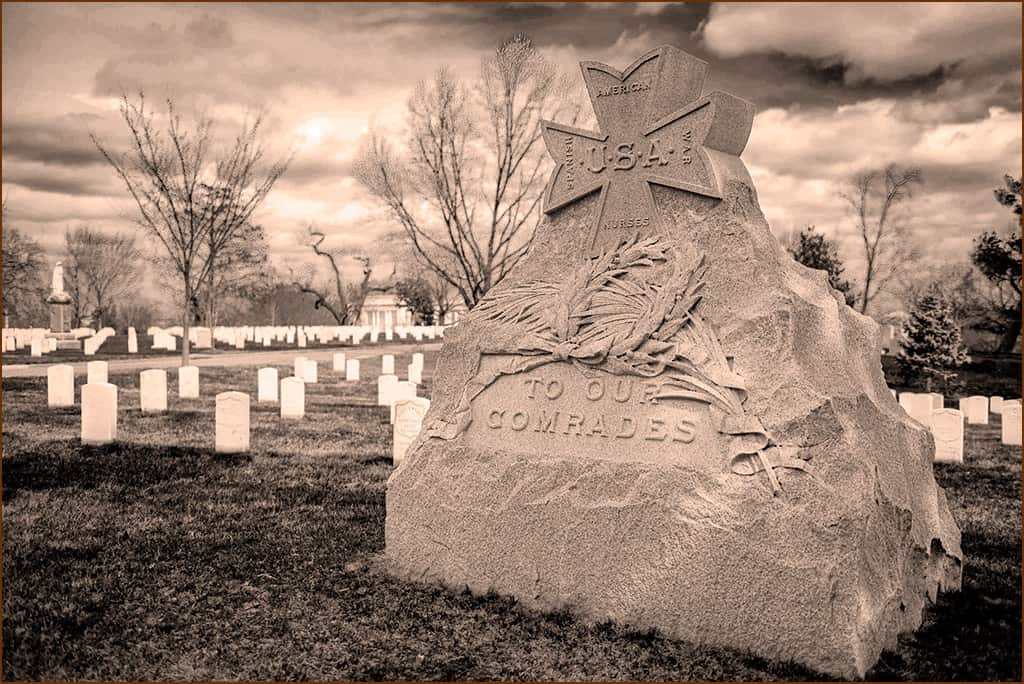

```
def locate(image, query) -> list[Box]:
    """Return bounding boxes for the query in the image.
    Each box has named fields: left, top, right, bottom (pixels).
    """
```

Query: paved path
left=1, top=342, right=443, bottom=379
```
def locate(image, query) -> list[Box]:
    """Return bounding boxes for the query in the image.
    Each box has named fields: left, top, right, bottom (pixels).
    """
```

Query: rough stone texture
left=386, top=46, right=962, bottom=679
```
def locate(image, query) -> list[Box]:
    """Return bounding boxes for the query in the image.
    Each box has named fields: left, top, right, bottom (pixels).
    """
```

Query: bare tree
left=1, top=200, right=49, bottom=327
left=198, top=221, right=269, bottom=326
left=356, top=34, right=579, bottom=309
left=92, top=94, right=291, bottom=364
left=63, top=226, right=141, bottom=329
left=841, top=164, right=923, bottom=314
left=292, top=226, right=373, bottom=324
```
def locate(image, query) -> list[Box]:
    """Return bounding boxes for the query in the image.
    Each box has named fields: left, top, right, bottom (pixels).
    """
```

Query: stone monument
left=385, top=46, right=962, bottom=678
left=45, top=261, right=81, bottom=350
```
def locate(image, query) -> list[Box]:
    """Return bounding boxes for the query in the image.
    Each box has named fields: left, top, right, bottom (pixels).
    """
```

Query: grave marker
left=258, top=368, right=279, bottom=402
left=178, top=365, right=199, bottom=399
left=385, top=45, right=963, bottom=679
left=382, top=354, right=395, bottom=375
left=333, top=352, right=347, bottom=372
left=930, top=409, right=964, bottom=464
left=408, top=363, right=422, bottom=385
left=280, top=377, right=305, bottom=419
left=47, top=364, right=74, bottom=407
left=390, top=381, right=417, bottom=423
left=87, top=360, right=108, bottom=385
left=81, top=382, right=117, bottom=445
left=378, top=374, right=398, bottom=406
left=303, top=359, right=318, bottom=384
left=899, top=392, right=933, bottom=427
left=961, top=396, right=989, bottom=425
left=346, top=359, right=360, bottom=381
left=216, top=391, right=250, bottom=453
left=139, top=369, right=168, bottom=413
left=393, top=397, right=430, bottom=464
left=1002, top=402, right=1022, bottom=446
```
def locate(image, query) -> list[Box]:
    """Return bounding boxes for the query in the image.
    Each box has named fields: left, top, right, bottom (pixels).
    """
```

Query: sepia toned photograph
left=1, top=1, right=1021, bottom=680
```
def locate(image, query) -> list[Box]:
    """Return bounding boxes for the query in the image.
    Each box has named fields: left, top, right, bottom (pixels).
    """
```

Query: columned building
left=359, top=287, right=467, bottom=328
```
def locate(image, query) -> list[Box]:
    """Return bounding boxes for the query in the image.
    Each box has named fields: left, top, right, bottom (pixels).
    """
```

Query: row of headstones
left=78, top=379, right=252, bottom=453
left=895, top=391, right=1022, bottom=462
left=2, top=327, right=94, bottom=351
left=143, top=324, right=446, bottom=353
left=216, top=324, right=445, bottom=349
left=2, top=326, right=129, bottom=357
left=55, top=352, right=431, bottom=458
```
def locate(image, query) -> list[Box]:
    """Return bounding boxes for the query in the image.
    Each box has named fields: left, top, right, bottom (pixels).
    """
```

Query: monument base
left=47, top=332, right=81, bottom=351
left=386, top=397, right=962, bottom=678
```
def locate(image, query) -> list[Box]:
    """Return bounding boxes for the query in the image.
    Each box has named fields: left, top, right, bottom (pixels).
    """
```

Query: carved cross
left=541, top=46, right=756, bottom=255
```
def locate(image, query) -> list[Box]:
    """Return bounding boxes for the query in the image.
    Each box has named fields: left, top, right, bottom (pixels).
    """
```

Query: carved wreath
left=427, top=235, right=806, bottom=495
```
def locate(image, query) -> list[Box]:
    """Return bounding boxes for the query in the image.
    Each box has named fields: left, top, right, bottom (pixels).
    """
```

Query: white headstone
left=178, top=365, right=199, bottom=399
left=412, top=352, right=424, bottom=369
left=930, top=409, right=964, bottom=464
left=235, top=333, right=245, bottom=350
left=393, top=397, right=430, bottom=464
left=30, top=337, right=42, bottom=357
left=258, top=367, right=279, bottom=402
left=280, top=376, right=305, bottom=419
left=378, top=374, right=399, bottom=406
left=899, top=392, right=933, bottom=427
left=382, top=354, right=395, bottom=375
left=139, top=369, right=168, bottom=413
left=345, top=359, right=360, bottom=381
left=390, top=380, right=418, bottom=423
left=333, top=352, right=347, bottom=372
left=408, top=363, right=422, bottom=385
left=990, top=396, right=1004, bottom=414
left=928, top=393, right=943, bottom=411
left=297, top=331, right=307, bottom=348
left=215, top=391, right=250, bottom=453
left=961, top=396, right=989, bottom=425
left=303, top=359, right=318, bottom=384
left=194, top=327, right=212, bottom=349
left=87, top=360, right=108, bottom=385
left=47, top=364, right=74, bottom=407
left=294, top=356, right=307, bottom=379
left=1002, top=402, right=1022, bottom=446
left=81, top=382, right=117, bottom=445
left=127, top=327, right=138, bottom=354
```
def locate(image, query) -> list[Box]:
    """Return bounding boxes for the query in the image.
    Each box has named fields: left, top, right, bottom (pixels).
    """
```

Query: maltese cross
left=541, top=46, right=755, bottom=255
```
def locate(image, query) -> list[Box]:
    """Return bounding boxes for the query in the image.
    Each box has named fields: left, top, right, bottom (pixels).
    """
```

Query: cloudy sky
left=3, top=2, right=1021, bottom=292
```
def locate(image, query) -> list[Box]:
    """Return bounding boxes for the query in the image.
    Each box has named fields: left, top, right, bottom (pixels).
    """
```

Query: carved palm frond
left=475, top=280, right=560, bottom=335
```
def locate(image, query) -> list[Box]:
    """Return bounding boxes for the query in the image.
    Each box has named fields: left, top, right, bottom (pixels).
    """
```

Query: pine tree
left=898, top=292, right=969, bottom=391
left=788, top=225, right=856, bottom=306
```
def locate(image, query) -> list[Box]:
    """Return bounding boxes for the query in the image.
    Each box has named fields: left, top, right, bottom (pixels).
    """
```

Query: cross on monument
left=541, top=46, right=756, bottom=255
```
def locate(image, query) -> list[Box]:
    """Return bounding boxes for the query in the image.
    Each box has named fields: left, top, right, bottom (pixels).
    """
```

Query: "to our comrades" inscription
left=466, top=363, right=718, bottom=468
left=485, top=375, right=698, bottom=442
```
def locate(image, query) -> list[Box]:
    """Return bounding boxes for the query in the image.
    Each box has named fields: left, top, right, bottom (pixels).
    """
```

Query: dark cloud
left=2, top=117, right=106, bottom=167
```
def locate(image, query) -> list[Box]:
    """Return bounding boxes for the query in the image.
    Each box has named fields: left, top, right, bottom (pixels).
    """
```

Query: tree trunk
left=182, top=285, right=192, bottom=367
left=998, top=301, right=1022, bottom=353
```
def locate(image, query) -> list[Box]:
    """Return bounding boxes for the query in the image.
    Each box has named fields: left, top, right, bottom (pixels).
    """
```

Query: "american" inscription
left=595, top=80, right=651, bottom=97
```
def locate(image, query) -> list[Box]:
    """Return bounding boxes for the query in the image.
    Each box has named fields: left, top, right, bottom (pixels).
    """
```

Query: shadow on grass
left=2, top=439, right=250, bottom=502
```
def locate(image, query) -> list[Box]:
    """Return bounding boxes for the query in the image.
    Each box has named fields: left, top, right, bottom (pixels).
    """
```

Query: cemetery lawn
left=2, top=354, right=1020, bottom=681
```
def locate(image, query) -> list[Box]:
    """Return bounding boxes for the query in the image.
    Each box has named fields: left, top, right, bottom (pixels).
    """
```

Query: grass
left=2, top=332, right=430, bottom=366
left=2, top=352, right=1021, bottom=680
